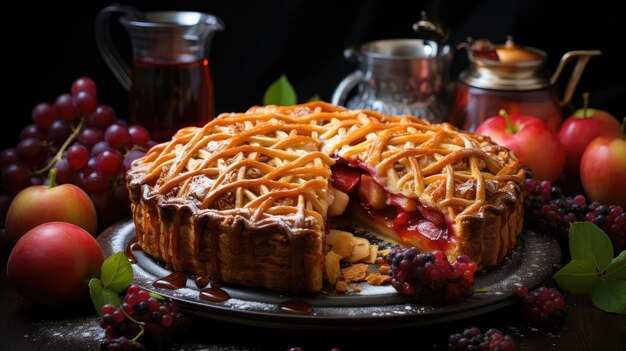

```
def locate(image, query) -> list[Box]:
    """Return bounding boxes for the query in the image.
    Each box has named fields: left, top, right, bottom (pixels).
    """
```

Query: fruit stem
left=582, top=92, right=590, bottom=118
left=33, top=116, right=86, bottom=176
left=48, top=168, right=57, bottom=188
left=500, top=109, right=518, bottom=134
left=120, top=307, right=145, bottom=343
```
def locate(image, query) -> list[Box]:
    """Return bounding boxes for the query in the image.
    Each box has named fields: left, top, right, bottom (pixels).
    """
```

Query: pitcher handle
left=331, top=71, right=363, bottom=107
left=550, top=50, right=602, bottom=107
left=95, top=4, right=144, bottom=91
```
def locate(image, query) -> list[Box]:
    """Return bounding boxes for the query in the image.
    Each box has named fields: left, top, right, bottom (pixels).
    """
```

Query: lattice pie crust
left=127, top=102, right=527, bottom=292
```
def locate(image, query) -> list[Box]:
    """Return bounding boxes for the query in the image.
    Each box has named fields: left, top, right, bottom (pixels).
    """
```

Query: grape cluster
left=524, top=178, right=625, bottom=254
left=517, top=286, right=566, bottom=325
left=100, top=284, right=191, bottom=350
left=386, top=248, right=478, bottom=304
left=101, top=336, right=144, bottom=351
left=448, top=326, right=516, bottom=351
left=0, top=77, right=156, bottom=231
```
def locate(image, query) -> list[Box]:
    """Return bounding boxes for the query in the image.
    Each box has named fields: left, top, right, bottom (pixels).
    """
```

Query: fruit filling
left=329, top=163, right=453, bottom=250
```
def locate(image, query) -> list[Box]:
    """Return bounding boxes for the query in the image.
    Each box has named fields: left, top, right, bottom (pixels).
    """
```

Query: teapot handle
left=331, top=71, right=363, bottom=107
left=95, top=4, right=144, bottom=91
left=550, top=50, right=601, bottom=107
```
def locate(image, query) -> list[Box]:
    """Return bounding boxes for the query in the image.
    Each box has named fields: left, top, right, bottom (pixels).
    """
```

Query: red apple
left=7, top=222, right=104, bottom=307
left=5, top=169, right=97, bottom=246
left=558, top=93, right=621, bottom=177
left=475, top=109, right=565, bottom=183
left=580, top=118, right=626, bottom=207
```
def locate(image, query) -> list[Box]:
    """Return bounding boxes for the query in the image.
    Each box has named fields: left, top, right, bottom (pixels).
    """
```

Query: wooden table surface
left=1, top=249, right=625, bottom=351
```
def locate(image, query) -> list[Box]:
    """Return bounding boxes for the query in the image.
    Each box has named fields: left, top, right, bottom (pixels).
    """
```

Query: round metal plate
left=98, top=219, right=561, bottom=330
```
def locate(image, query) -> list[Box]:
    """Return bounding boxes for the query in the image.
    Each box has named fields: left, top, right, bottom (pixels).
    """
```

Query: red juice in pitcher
left=129, top=56, right=214, bottom=142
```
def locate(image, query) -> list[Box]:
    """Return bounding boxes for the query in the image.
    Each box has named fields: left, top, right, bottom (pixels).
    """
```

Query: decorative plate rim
left=97, top=218, right=561, bottom=330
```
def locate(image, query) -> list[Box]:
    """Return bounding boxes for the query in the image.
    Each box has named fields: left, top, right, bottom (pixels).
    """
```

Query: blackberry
left=387, top=248, right=477, bottom=304
left=448, top=326, right=516, bottom=351
left=517, top=286, right=566, bottom=325
left=524, top=178, right=626, bottom=255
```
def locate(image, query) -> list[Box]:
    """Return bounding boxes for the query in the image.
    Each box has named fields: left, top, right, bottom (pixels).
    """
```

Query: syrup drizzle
left=199, top=285, right=230, bottom=302
left=124, top=237, right=142, bottom=264
left=153, top=272, right=189, bottom=289
left=194, top=276, right=210, bottom=289
left=278, top=299, right=313, bottom=315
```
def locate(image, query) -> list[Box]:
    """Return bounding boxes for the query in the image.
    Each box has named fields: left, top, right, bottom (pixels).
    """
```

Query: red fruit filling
left=330, top=164, right=361, bottom=194
left=330, top=163, right=453, bottom=250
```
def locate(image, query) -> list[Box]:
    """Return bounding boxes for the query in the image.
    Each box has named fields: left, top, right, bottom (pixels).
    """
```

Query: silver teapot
left=332, top=13, right=452, bottom=122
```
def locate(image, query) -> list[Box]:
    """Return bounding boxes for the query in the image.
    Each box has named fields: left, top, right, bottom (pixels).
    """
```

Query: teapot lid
left=460, top=36, right=551, bottom=90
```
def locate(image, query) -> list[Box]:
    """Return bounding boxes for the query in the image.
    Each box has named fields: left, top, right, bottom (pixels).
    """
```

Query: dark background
left=1, top=0, right=624, bottom=149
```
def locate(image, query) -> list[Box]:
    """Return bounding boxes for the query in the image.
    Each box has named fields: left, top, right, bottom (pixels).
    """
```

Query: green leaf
left=554, top=259, right=599, bottom=294
left=263, top=74, right=297, bottom=106
left=149, top=291, right=166, bottom=301
left=89, top=278, right=121, bottom=316
left=307, top=94, right=321, bottom=102
left=100, top=251, right=133, bottom=294
left=569, top=222, right=613, bottom=272
left=606, top=251, right=626, bottom=280
left=591, top=279, right=626, bottom=314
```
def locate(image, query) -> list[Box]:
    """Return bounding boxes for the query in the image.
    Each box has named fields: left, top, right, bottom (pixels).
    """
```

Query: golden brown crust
left=127, top=102, right=526, bottom=292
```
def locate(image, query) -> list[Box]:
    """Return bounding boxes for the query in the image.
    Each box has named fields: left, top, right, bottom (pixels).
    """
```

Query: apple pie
left=126, top=102, right=527, bottom=292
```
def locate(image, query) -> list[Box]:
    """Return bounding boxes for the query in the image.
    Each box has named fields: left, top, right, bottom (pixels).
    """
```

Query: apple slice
left=414, top=220, right=446, bottom=241
left=328, top=188, right=349, bottom=217
left=324, top=251, right=342, bottom=285
left=358, top=174, right=387, bottom=210
left=417, top=205, right=445, bottom=226
left=387, top=194, right=418, bottom=212
left=330, top=165, right=362, bottom=194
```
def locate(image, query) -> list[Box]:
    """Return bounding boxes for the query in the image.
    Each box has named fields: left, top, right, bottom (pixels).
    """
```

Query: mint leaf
left=591, top=279, right=626, bottom=314
left=554, top=259, right=599, bottom=294
left=263, top=74, right=297, bottom=106
left=89, top=278, right=121, bottom=316
left=100, top=251, right=133, bottom=294
left=606, top=251, right=626, bottom=280
left=569, top=222, right=613, bottom=272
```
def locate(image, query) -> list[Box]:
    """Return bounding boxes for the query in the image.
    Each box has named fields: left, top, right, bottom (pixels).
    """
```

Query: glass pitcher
left=95, top=4, right=224, bottom=141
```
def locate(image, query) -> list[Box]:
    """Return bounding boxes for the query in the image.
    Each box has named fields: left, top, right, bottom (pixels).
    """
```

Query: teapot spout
left=551, top=50, right=601, bottom=107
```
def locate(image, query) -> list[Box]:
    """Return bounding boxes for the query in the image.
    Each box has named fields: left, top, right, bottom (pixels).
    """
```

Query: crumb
left=375, top=257, right=386, bottom=265
left=377, top=249, right=391, bottom=257
left=378, top=264, right=390, bottom=274
left=335, top=280, right=348, bottom=293
left=341, top=263, right=370, bottom=282
left=350, top=283, right=362, bottom=292
left=367, top=272, right=392, bottom=286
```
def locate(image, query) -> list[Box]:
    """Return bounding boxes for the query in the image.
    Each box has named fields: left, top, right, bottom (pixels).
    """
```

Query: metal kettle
left=450, top=36, right=601, bottom=131
left=331, top=12, right=453, bottom=123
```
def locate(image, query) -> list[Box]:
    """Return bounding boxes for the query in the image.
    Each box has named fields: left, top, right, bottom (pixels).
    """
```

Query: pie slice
left=126, top=102, right=527, bottom=292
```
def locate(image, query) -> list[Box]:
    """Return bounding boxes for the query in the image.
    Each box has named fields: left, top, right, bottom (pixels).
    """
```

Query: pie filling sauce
left=330, top=162, right=453, bottom=251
